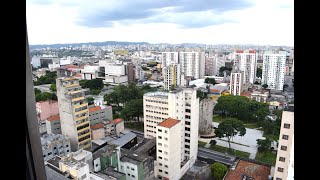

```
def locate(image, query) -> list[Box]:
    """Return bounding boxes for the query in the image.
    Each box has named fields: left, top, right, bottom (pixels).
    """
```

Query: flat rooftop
left=121, top=149, right=151, bottom=165
left=144, top=91, right=168, bottom=99
left=158, top=118, right=180, bottom=129
left=225, top=160, right=271, bottom=180
left=134, top=138, right=156, bottom=155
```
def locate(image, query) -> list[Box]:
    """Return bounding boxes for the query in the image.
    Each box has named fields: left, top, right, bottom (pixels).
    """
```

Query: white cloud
left=26, top=0, right=293, bottom=46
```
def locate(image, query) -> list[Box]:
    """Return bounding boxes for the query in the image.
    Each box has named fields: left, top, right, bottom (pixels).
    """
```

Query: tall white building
left=144, top=88, right=200, bottom=177
left=179, top=51, right=205, bottom=79
left=163, top=63, right=181, bottom=90
left=229, top=71, right=244, bottom=96
left=262, top=51, right=286, bottom=90
left=234, top=50, right=257, bottom=84
left=161, top=52, right=179, bottom=67
left=274, top=109, right=294, bottom=180
left=155, top=118, right=182, bottom=180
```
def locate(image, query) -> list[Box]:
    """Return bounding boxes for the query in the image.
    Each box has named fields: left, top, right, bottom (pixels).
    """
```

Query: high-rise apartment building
left=143, top=88, right=199, bottom=174
left=179, top=51, right=205, bottom=79
left=229, top=71, right=244, bottom=96
left=56, top=71, right=92, bottom=151
left=274, top=108, right=294, bottom=180
left=155, top=118, right=182, bottom=180
left=161, top=52, right=179, bottom=67
left=205, top=55, right=225, bottom=76
left=262, top=51, right=286, bottom=90
left=163, top=63, right=181, bottom=90
left=234, top=50, right=257, bottom=84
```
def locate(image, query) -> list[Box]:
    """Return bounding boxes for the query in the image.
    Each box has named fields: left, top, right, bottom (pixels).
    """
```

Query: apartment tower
left=163, top=63, right=181, bottom=90
left=262, top=51, right=286, bottom=90
left=56, top=70, right=92, bottom=151
left=234, top=50, right=257, bottom=84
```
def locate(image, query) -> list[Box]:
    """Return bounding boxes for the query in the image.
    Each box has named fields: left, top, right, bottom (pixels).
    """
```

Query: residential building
left=179, top=51, right=205, bottom=79
left=209, top=83, right=229, bottom=105
left=104, top=64, right=128, bottom=85
left=225, top=159, right=272, bottom=180
left=46, top=114, right=62, bottom=134
left=119, top=148, right=155, bottom=180
left=229, top=71, right=245, bottom=96
left=48, top=62, right=60, bottom=72
left=32, top=54, right=59, bottom=68
left=56, top=71, right=92, bottom=151
left=36, top=100, right=59, bottom=121
left=154, top=118, right=184, bottom=180
left=274, top=108, right=294, bottom=180
left=262, top=51, right=286, bottom=90
left=126, top=62, right=135, bottom=83
left=135, top=66, right=145, bottom=81
left=92, top=144, right=119, bottom=172
left=90, top=168, right=126, bottom=180
left=234, top=50, right=257, bottom=84
left=251, top=90, right=269, bottom=103
left=144, top=88, right=200, bottom=177
left=204, top=57, right=215, bottom=76
left=163, top=63, right=181, bottom=90
left=161, top=52, right=179, bottom=71
left=41, top=134, right=71, bottom=161
left=89, top=106, right=113, bottom=126
left=285, top=57, right=294, bottom=76
left=105, top=118, right=125, bottom=136
left=81, top=65, right=100, bottom=80
left=34, top=68, right=48, bottom=78
left=91, top=123, right=106, bottom=140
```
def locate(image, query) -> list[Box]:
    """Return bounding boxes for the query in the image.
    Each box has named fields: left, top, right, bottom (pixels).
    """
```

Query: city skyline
left=27, top=0, right=293, bottom=46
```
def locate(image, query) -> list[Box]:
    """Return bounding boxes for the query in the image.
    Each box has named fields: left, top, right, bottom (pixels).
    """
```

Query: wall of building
left=119, top=161, right=139, bottom=179
left=91, top=128, right=105, bottom=140
left=262, top=51, right=286, bottom=90
left=36, top=101, right=59, bottom=121
left=46, top=119, right=62, bottom=134
left=199, top=98, right=213, bottom=135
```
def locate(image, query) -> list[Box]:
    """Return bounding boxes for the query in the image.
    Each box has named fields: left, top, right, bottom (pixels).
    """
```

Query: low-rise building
left=36, top=100, right=59, bottom=121
left=92, top=144, right=119, bottom=172
left=91, top=123, right=106, bottom=140
left=41, top=134, right=71, bottom=161
left=89, top=106, right=113, bottom=125
left=81, top=65, right=100, bottom=80
left=46, top=114, right=62, bottom=134
left=105, top=118, right=125, bottom=136
left=90, top=168, right=126, bottom=180
left=119, top=149, right=155, bottom=180
left=251, top=90, right=269, bottom=103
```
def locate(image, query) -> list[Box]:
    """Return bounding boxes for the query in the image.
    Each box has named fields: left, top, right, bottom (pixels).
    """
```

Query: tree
left=257, top=138, right=272, bottom=152
left=205, top=78, right=216, bottom=85
left=256, top=68, right=262, bottom=78
left=34, top=88, right=41, bottom=95
left=80, top=79, right=103, bottom=91
left=141, top=66, right=149, bottom=71
left=262, top=84, right=268, bottom=89
left=283, top=84, right=289, bottom=92
left=121, top=99, right=143, bottom=122
left=50, top=84, right=57, bottom=92
left=197, top=89, right=209, bottom=101
left=86, top=97, right=94, bottom=105
left=90, top=89, right=101, bottom=95
left=210, top=162, right=228, bottom=180
left=214, top=118, right=246, bottom=150
left=219, top=66, right=232, bottom=76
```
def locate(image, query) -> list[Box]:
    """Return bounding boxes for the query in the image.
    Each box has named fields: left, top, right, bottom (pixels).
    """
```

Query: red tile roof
left=74, top=74, right=81, bottom=77
left=158, top=118, right=180, bottom=129
left=90, top=123, right=104, bottom=130
left=47, top=114, right=60, bottom=121
left=110, top=118, right=123, bottom=124
left=225, top=160, right=271, bottom=180
left=89, top=106, right=101, bottom=113
left=241, top=91, right=252, bottom=97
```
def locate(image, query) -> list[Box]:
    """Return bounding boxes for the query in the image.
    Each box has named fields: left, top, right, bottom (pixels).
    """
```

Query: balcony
left=76, top=120, right=89, bottom=127
left=73, top=103, right=88, bottom=109
left=78, top=137, right=91, bottom=144
left=63, top=77, right=77, bottom=81
left=72, top=96, right=85, bottom=102
left=77, top=126, right=90, bottom=133
left=78, top=131, right=91, bottom=139
left=68, top=90, right=82, bottom=94
left=66, top=83, right=79, bottom=88
left=75, top=115, right=88, bottom=121
left=75, top=109, right=88, bottom=115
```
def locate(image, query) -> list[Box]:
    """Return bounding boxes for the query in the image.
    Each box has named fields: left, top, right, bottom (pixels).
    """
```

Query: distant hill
left=29, top=41, right=150, bottom=49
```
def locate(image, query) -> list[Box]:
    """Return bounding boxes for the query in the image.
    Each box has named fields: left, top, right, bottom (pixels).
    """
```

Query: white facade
left=48, top=62, right=60, bottom=71
left=105, top=64, right=126, bottom=76
left=144, top=88, right=199, bottom=176
left=179, top=51, right=205, bottom=79
left=135, top=66, right=145, bottom=81
left=155, top=118, right=182, bottom=180
left=274, top=110, right=294, bottom=180
left=81, top=65, right=100, bottom=80
left=262, top=51, right=286, bottom=90
left=163, top=63, right=181, bottom=90
left=234, top=50, right=257, bottom=84
left=119, top=160, right=139, bottom=179
left=229, top=72, right=244, bottom=96
left=161, top=52, right=179, bottom=68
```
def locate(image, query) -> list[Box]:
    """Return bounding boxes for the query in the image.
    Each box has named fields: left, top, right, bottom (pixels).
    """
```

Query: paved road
left=212, top=122, right=264, bottom=159
left=198, top=147, right=236, bottom=165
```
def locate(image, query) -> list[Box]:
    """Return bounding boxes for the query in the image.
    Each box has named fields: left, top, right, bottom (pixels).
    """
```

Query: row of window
left=43, top=149, right=69, bottom=158
left=158, top=149, right=169, bottom=155
left=145, top=99, right=168, bottom=104
left=158, top=136, right=168, bottom=141
left=146, top=115, right=166, bottom=120
left=146, top=105, right=168, bottom=110
left=158, top=143, right=168, bottom=148
left=158, top=129, right=168, bottom=133
left=158, top=156, right=168, bottom=161
left=146, top=110, right=168, bottom=115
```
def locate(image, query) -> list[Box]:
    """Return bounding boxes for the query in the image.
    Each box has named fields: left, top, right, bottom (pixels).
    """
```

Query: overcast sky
left=26, top=0, right=293, bottom=46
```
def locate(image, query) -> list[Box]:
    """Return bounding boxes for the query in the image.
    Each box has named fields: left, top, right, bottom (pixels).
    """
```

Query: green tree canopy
left=262, top=84, right=268, bottom=89
left=215, top=118, right=246, bottom=150
left=205, top=78, right=216, bottom=85
left=79, top=79, right=103, bottom=91
left=86, top=97, right=94, bottom=105
left=50, top=84, right=57, bottom=92
left=257, top=138, right=272, bottom=152
left=35, top=92, right=57, bottom=102
left=210, top=162, right=228, bottom=180
left=256, top=68, right=262, bottom=78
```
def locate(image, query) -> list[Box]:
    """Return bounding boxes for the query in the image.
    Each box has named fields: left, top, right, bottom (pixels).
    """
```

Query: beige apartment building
left=274, top=108, right=294, bottom=180
left=56, top=70, right=92, bottom=151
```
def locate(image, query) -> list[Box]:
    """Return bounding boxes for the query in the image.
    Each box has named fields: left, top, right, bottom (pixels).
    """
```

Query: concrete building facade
left=163, top=63, right=181, bottom=90
left=46, top=114, right=62, bottom=134
left=179, top=51, right=205, bottom=79
left=230, top=72, right=244, bottom=96
left=198, top=97, right=213, bottom=135
left=36, top=100, right=59, bottom=121
left=234, top=50, right=257, bottom=84
left=41, top=134, right=71, bottom=161
left=89, top=106, right=113, bottom=126
left=274, top=110, right=294, bottom=180
left=262, top=51, right=286, bottom=90
left=56, top=75, right=92, bottom=151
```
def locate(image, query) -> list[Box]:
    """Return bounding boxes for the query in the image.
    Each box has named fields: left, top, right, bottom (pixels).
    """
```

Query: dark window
left=159, top=169, right=162, bottom=172
left=279, top=157, right=285, bottom=162
left=284, top=123, right=290, bottom=129
left=158, top=156, right=162, bottom=159
left=282, top=134, right=289, bottom=140
left=67, top=150, right=69, bottom=152
left=185, top=121, right=190, bottom=125
left=276, top=178, right=282, bottom=180
left=165, top=171, right=168, bottom=174
left=277, top=167, right=284, bottom=172
left=280, top=146, right=287, bottom=151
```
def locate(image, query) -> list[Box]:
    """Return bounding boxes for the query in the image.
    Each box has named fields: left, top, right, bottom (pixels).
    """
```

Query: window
left=66, top=145, right=69, bottom=147
left=159, top=169, right=162, bottom=172
left=159, top=163, right=162, bottom=166
left=282, top=134, right=289, bottom=140
left=131, top=168, right=134, bottom=171
left=283, top=123, right=290, bottom=129
left=95, top=164, right=99, bottom=167
left=158, top=150, right=162, bottom=153
left=277, top=167, right=284, bottom=172
left=165, top=137, right=168, bottom=141
left=276, top=178, right=282, bottom=180
left=132, top=175, right=135, bottom=178
left=165, top=171, right=168, bottom=174
left=121, top=165, right=123, bottom=169
left=127, top=166, right=130, bottom=169
left=165, top=165, right=168, bottom=168
left=128, top=173, right=131, bottom=176
left=67, top=150, right=69, bottom=152
left=279, top=157, right=285, bottom=162
left=158, top=143, right=162, bottom=146
left=165, top=130, right=168, bottom=133
left=281, top=145, right=287, bottom=151
left=164, top=158, right=168, bottom=161
left=164, top=151, right=168, bottom=155
left=158, top=136, right=162, bottom=139
left=158, top=156, right=162, bottom=159
left=54, top=147, right=56, bottom=149
left=158, top=129, right=162, bottom=132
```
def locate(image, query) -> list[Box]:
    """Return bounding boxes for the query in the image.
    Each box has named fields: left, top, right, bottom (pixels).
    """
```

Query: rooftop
left=45, top=165, right=72, bottom=180
left=225, top=160, right=271, bottom=180
left=46, top=156, right=62, bottom=169
left=120, top=149, right=151, bottom=165
left=90, top=123, right=104, bottom=130
left=93, top=144, right=118, bottom=160
left=134, top=138, right=156, bottom=155
left=109, top=118, right=123, bottom=124
left=89, top=106, right=102, bottom=113
left=47, top=114, right=60, bottom=121
left=158, top=118, right=180, bottom=129
left=144, top=91, right=168, bottom=99
left=101, top=167, right=126, bottom=178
